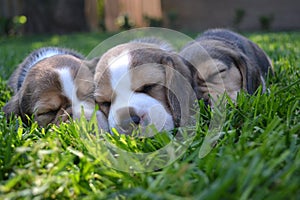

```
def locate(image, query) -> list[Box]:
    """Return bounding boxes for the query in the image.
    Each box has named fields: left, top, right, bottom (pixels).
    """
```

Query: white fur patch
left=56, top=68, right=94, bottom=119
left=57, top=68, right=75, bottom=100
left=109, top=52, right=132, bottom=109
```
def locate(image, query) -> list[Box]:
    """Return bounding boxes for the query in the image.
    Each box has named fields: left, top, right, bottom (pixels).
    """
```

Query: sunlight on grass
left=31, top=42, right=46, bottom=49
left=50, top=36, right=60, bottom=45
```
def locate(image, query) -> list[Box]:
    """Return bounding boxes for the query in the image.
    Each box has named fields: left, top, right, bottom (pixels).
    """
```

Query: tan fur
left=130, top=63, right=167, bottom=104
left=94, top=62, right=113, bottom=117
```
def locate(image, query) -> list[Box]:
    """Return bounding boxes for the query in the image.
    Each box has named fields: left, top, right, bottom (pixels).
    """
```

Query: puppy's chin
left=109, top=118, right=174, bottom=136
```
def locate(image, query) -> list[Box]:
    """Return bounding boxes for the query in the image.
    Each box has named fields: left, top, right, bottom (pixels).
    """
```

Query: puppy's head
left=3, top=55, right=95, bottom=126
left=181, top=37, right=272, bottom=106
left=94, top=43, right=196, bottom=135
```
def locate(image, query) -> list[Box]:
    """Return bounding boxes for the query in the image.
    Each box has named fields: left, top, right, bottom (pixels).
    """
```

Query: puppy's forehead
left=130, top=48, right=168, bottom=68
left=25, top=55, right=92, bottom=97
left=42, top=55, right=82, bottom=72
left=95, top=43, right=168, bottom=98
left=108, top=51, right=131, bottom=89
left=97, top=43, right=167, bottom=70
left=106, top=44, right=167, bottom=83
left=28, top=54, right=84, bottom=83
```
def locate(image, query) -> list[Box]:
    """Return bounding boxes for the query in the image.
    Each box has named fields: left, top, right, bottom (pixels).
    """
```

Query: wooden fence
left=105, top=0, right=162, bottom=31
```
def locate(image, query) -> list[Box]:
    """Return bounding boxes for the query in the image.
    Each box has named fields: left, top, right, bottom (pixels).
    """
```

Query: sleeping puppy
left=94, top=38, right=197, bottom=135
left=3, top=47, right=107, bottom=128
left=180, top=28, right=274, bottom=106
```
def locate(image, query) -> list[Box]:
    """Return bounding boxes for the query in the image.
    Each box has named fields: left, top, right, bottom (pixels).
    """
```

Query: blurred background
left=1, top=0, right=300, bottom=36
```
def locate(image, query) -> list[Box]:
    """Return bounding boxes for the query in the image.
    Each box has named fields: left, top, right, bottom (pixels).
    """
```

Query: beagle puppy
left=3, top=47, right=108, bottom=128
left=94, top=38, right=197, bottom=135
left=180, top=29, right=273, bottom=106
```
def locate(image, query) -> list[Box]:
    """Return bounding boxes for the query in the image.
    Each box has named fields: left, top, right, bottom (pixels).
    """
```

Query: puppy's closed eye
left=99, top=101, right=111, bottom=108
left=36, top=103, right=71, bottom=117
left=37, top=109, right=59, bottom=117
left=98, top=101, right=111, bottom=116
left=35, top=108, right=60, bottom=126
left=136, top=84, right=158, bottom=94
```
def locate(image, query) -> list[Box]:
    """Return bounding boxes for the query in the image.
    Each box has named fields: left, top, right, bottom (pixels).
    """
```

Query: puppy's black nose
left=117, top=107, right=142, bottom=134
left=130, top=114, right=141, bottom=125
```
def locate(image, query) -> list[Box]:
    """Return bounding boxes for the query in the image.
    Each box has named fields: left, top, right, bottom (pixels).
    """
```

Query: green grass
left=0, top=31, right=300, bottom=199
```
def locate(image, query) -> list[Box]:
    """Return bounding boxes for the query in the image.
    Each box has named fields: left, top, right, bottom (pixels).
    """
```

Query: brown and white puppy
left=3, top=47, right=107, bottom=128
left=94, top=38, right=197, bottom=135
left=180, top=29, right=274, bottom=106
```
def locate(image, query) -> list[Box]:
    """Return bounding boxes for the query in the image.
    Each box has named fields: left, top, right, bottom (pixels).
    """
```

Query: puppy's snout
left=116, top=107, right=142, bottom=134
left=130, top=114, right=141, bottom=125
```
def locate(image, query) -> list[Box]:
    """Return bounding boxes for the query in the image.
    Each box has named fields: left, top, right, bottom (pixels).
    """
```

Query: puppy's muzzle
left=116, top=107, right=145, bottom=134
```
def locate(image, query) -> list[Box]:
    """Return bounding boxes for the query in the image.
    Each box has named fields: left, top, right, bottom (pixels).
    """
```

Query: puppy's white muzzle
left=108, top=93, right=174, bottom=136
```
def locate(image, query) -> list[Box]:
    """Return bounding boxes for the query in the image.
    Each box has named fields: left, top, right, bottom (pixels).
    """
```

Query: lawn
left=0, top=30, right=299, bottom=199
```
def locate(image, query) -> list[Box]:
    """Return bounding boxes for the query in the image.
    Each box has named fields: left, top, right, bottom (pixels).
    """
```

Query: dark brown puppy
left=180, top=29, right=274, bottom=106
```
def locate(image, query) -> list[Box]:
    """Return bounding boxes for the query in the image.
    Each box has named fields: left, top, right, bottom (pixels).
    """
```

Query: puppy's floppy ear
left=233, top=52, right=265, bottom=94
left=7, top=69, right=20, bottom=94
left=82, top=57, right=100, bottom=74
left=161, top=54, right=197, bottom=127
left=2, top=95, right=21, bottom=119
